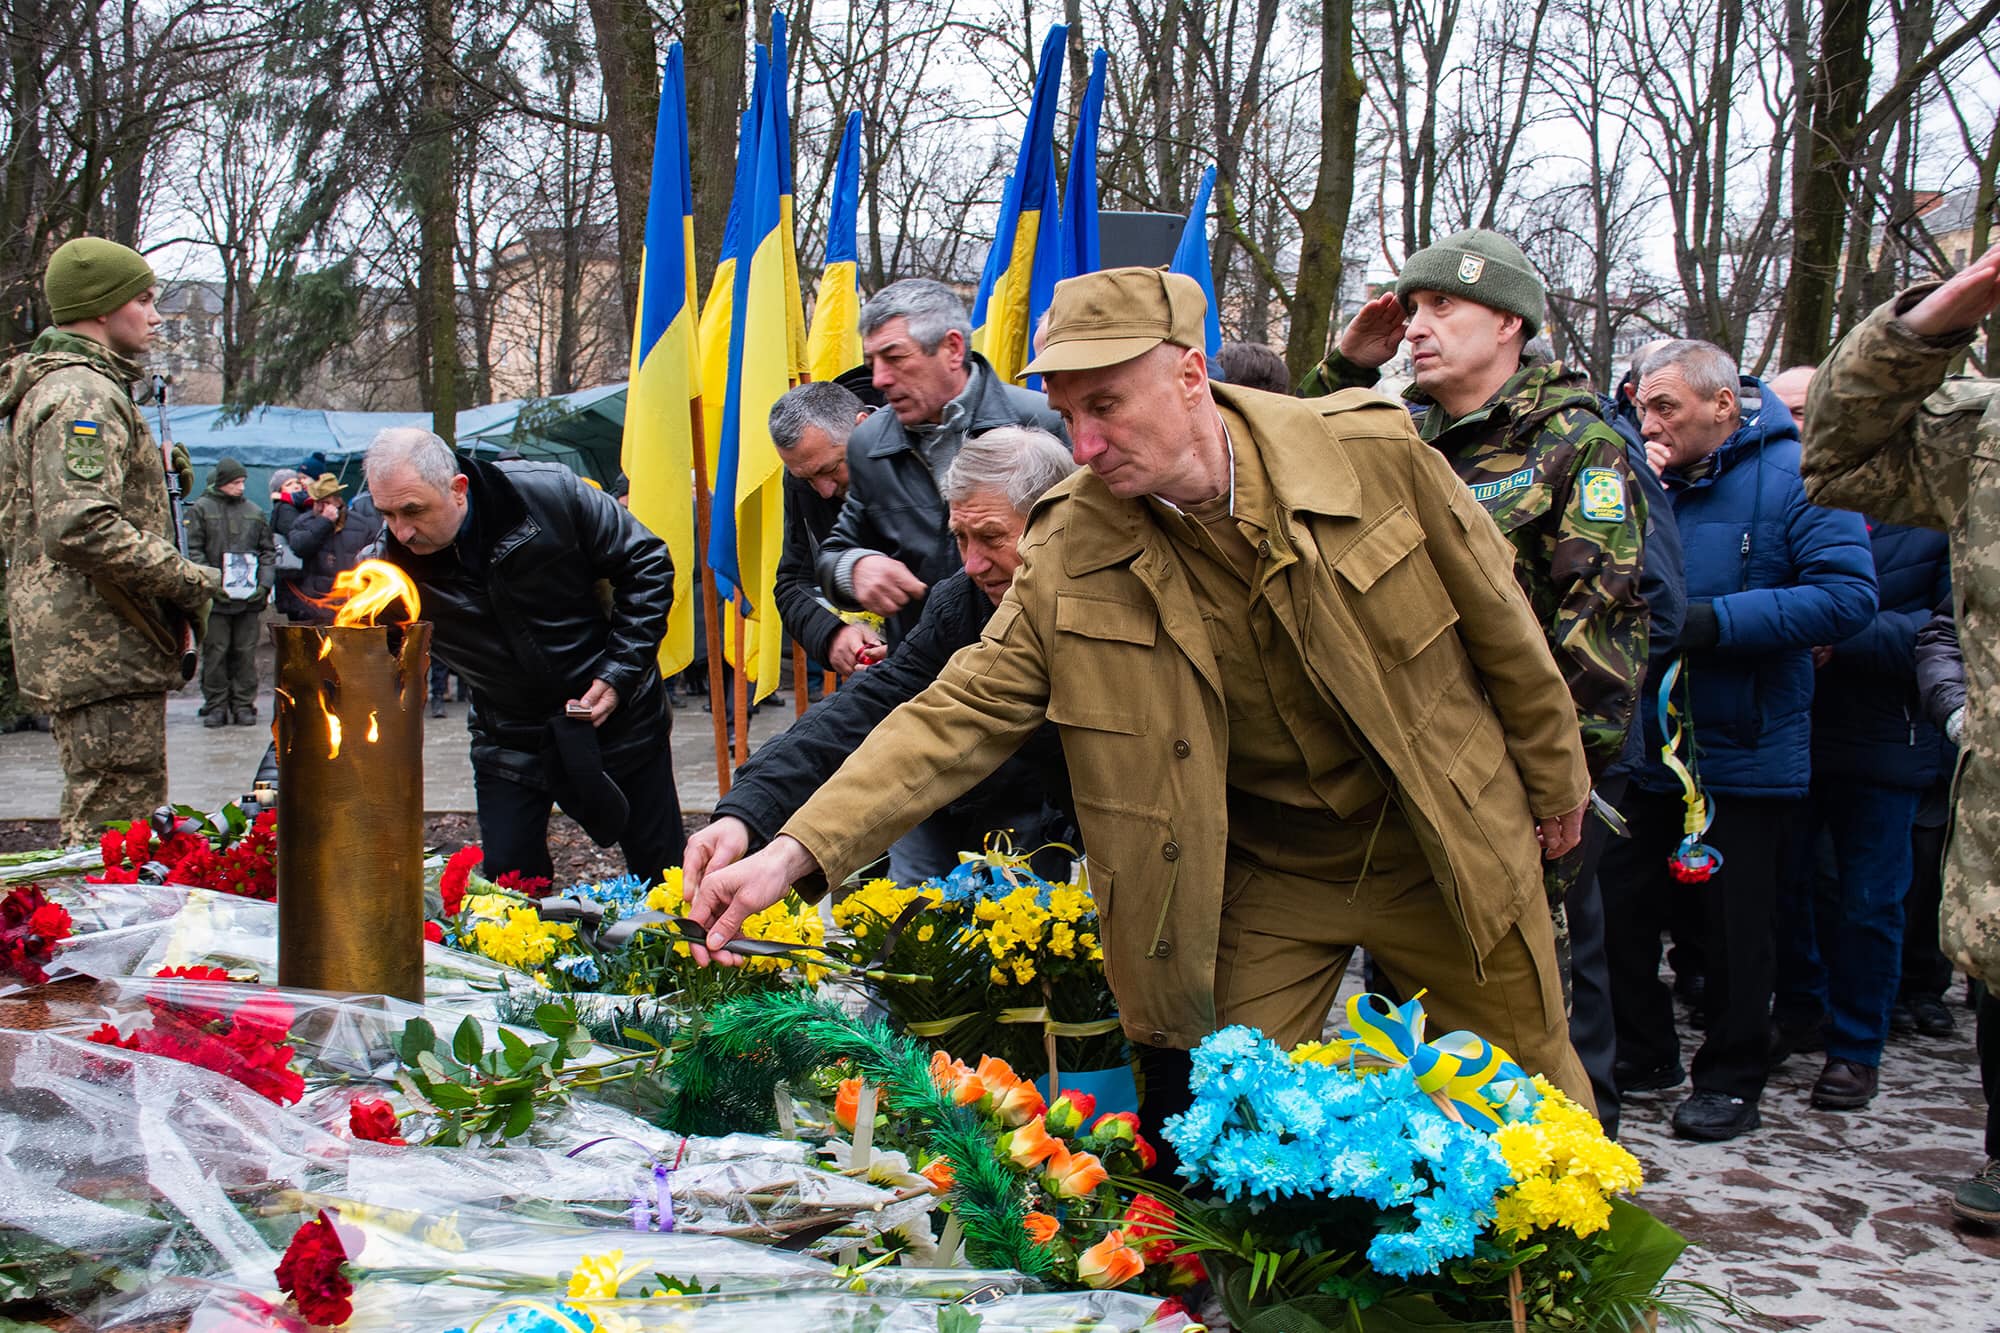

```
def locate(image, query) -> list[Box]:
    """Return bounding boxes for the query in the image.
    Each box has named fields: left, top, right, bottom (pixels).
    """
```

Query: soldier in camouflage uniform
left=0, top=238, right=219, bottom=844
left=1304, top=230, right=1648, bottom=1069
left=1799, top=241, right=2000, bottom=1225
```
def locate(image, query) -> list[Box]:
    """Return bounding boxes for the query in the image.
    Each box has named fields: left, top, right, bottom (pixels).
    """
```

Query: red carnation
left=348, top=1097, right=406, bottom=1146
left=99, top=829, right=126, bottom=870
left=124, top=820, right=153, bottom=869
left=1, top=885, right=73, bottom=985
left=423, top=921, right=444, bottom=944
left=275, top=1211, right=355, bottom=1327
left=494, top=869, right=552, bottom=899
left=156, top=964, right=233, bottom=981
left=439, top=846, right=482, bottom=915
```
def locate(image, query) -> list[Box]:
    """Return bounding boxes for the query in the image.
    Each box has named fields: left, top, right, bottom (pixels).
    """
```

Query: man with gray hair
left=364, top=427, right=684, bottom=884
left=688, top=425, right=1080, bottom=883
left=1599, top=339, right=1876, bottom=1143
left=769, top=381, right=877, bottom=675
left=816, top=278, right=1064, bottom=647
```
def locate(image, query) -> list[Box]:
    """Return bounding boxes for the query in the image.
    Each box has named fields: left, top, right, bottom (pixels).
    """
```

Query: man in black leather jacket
left=365, top=428, right=684, bottom=884
left=815, top=279, right=1065, bottom=647
left=688, top=425, right=1079, bottom=884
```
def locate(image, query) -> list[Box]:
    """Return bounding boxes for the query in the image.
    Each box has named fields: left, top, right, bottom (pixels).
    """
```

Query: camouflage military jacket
left=1801, top=287, right=2000, bottom=986
left=1311, top=352, right=1648, bottom=777
left=0, top=330, right=210, bottom=711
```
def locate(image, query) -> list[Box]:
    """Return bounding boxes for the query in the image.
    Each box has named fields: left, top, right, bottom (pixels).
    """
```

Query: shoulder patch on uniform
left=1468, top=467, right=1535, bottom=503
left=1579, top=466, right=1627, bottom=523
left=64, top=421, right=106, bottom=479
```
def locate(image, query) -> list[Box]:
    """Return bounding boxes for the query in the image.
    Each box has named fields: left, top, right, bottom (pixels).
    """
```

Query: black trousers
left=1569, top=774, right=1627, bottom=1137
left=1901, top=791, right=1954, bottom=1002
left=1601, top=787, right=1800, bottom=1102
left=474, top=739, right=688, bottom=886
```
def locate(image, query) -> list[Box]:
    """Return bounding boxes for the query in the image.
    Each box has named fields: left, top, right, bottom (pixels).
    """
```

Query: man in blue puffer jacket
left=1600, top=340, right=1877, bottom=1143
left=1764, top=365, right=1952, bottom=1112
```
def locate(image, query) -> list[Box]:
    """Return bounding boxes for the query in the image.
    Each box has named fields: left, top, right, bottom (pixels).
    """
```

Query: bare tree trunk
left=583, top=0, right=658, bottom=325
left=1285, top=0, right=1362, bottom=379
left=415, top=0, right=460, bottom=440
left=686, top=0, right=749, bottom=287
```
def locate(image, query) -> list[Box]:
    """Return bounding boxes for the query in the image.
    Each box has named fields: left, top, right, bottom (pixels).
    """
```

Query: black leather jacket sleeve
left=776, top=475, right=846, bottom=664
left=1915, top=600, right=1964, bottom=730
left=718, top=572, right=978, bottom=841
left=573, top=479, right=674, bottom=703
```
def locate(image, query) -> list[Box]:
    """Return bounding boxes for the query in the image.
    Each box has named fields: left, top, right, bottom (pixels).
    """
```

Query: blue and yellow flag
left=707, top=45, right=797, bottom=699
left=1171, top=165, right=1223, bottom=358
left=772, top=11, right=810, bottom=380
left=808, top=110, right=864, bottom=383
left=1057, top=47, right=1106, bottom=283
left=970, top=24, right=1068, bottom=383
left=621, top=44, right=700, bottom=674
left=697, top=102, right=758, bottom=496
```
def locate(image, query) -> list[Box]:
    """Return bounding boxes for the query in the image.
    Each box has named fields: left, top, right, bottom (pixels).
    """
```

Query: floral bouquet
left=89, top=804, right=278, bottom=899
left=0, top=883, right=72, bottom=989
left=829, top=843, right=1125, bottom=1094
left=1137, top=997, right=1696, bottom=1330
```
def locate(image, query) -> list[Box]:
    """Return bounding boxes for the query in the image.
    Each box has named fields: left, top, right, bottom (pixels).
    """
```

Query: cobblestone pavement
left=1617, top=992, right=1998, bottom=1329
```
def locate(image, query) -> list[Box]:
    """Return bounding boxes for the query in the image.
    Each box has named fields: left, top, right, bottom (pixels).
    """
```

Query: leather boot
left=1810, top=1057, right=1879, bottom=1111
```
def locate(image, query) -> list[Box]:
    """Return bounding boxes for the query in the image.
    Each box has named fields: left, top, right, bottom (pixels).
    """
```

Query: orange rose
left=1004, top=1114, right=1064, bottom=1168
left=1045, top=1144, right=1109, bottom=1198
left=975, top=1054, right=1021, bottom=1089
left=833, top=1077, right=864, bottom=1132
left=991, top=1077, right=1047, bottom=1128
left=920, top=1156, right=956, bottom=1193
left=1022, top=1211, right=1061, bottom=1245
left=1077, top=1228, right=1145, bottom=1289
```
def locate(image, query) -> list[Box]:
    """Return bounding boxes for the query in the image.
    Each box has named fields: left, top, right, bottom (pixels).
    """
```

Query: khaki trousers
left=51, top=692, right=168, bottom=846
left=1211, top=803, right=1594, bottom=1111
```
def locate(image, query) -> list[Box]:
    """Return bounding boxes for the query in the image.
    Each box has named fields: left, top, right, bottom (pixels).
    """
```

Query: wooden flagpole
left=732, top=603, right=750, bottom=766
left=688, top=395, right=732, bottom=797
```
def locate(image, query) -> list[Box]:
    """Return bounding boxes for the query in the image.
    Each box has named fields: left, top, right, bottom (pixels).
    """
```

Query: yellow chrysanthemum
left=568, top=1247, right=628, bottom=1299
left=1491, top=1079, right=1643, bottom=1239
left=467, top=909, right=576, bottom=970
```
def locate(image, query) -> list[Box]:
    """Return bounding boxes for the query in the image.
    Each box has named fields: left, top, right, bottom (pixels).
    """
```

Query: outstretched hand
left=684, top=834, right=816, bottom=966
left=1902, top=244, right=2000, bottom=338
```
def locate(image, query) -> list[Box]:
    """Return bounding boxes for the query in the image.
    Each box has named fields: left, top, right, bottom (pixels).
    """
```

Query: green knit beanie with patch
left=1395, top=229, right=1545, bottom=338
left=45, top=237, right=156, bottom=324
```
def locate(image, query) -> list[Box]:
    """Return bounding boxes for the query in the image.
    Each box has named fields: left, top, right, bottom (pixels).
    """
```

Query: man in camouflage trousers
left=1799, top=241, right=2000, bottom=1226
left=1305, top=229, right=1648, bottom=1117
left=0, top=238, right=219, bottom=844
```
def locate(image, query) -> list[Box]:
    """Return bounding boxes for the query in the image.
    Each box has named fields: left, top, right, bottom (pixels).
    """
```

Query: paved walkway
left=0, top=628, right=798, bottom=819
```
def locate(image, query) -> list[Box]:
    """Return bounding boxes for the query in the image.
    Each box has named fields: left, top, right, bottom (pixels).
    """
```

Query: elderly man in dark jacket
left=816, top=279, right=1064, bottom=646
left=689, top=425, right=1080, bottom=885
left=1601, top=339, right=1877, bottom=1143
left=770, top=381, right=879, bottom=675
left=366, top=428, right=684, bottom=883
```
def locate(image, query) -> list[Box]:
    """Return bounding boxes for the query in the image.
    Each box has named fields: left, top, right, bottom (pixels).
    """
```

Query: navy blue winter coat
left=1809, top=522, right=1950, bottom=790
left=1634, top=379, right=1877, bottom=800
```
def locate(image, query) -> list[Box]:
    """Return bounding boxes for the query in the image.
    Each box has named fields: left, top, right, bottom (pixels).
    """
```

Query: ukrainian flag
left=772, top=11, right=810, bottom=380
left=697, top=103, right=758, bottom=497
left=707, top=46, right=797, bottom=699
left=1171, top=165, right=1223, bottom=358
left=970, top=24, right=1068, bottom=384
left=621, top=44, right=700, bottom=674
left=1057, top=48, right=1106, bottom=282
left=808, top=110, right=863, bottom=383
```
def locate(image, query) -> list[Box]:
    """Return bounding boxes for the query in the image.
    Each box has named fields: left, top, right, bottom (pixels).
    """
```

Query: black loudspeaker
left=1099, top=212, right=1187, bottom=269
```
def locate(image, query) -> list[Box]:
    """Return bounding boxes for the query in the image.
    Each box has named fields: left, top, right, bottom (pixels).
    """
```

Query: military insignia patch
left=64, top=421, right=106, bottom=479
left=1458, top=254, right=1486, bottom=284
left=1469, top=467, right=1535, bottom=503
left=1580, top=467, right=1627, bottom=523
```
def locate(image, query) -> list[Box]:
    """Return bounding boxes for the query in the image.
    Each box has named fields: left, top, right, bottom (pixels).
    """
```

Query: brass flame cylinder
left=273, top=621, right=431, bottom=1000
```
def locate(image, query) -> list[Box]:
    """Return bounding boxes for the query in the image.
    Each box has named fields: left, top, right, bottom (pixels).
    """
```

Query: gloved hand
left=189, top=596, right=212, bottom=645
left=1946, top=706, right=1966, bottom=747
left=170, top=442, right=194, bottom=496
left=194, top=563, right=226, bottom=597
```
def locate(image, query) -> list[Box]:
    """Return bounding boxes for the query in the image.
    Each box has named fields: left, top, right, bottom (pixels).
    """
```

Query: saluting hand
left=1337, top=292, right=1411, bottom=370
left=1901, top=244, right=2000, bottom=338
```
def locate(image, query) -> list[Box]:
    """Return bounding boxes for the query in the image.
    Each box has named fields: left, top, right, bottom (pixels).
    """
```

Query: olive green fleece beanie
left=45, top=237, right=156, bottom=324
left=1395, top=229, right=1545, bottom=338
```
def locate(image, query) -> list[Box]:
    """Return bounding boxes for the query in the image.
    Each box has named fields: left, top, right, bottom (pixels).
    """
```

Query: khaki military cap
left=1022, top=267, right=1209, bottom=375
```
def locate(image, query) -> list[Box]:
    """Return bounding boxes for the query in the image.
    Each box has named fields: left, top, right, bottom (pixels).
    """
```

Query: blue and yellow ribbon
left=1338, top=992, right=1541, bottom=1132
left=1656, top=657, right=1723, bottom=881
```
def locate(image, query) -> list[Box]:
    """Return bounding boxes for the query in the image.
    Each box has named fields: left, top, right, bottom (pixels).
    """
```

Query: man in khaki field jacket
left=691, top=268, right=1595, bottom=1106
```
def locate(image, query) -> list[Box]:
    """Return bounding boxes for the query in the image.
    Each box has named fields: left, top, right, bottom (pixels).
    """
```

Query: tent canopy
left=162, top=383, right=630, bottom=496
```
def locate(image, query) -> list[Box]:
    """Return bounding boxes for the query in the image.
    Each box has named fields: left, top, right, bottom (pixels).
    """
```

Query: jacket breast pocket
left=1046, top=592, right=1156, bottom=735
left=1331, top=506, right=1459, bottom=669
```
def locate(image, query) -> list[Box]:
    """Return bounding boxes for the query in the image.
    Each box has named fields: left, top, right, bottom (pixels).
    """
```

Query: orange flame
left=366, top=710, right=379, bottom=743
left=326, top=560, right=422, bottom=627
left=327, top=710, right=343, bottom=759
